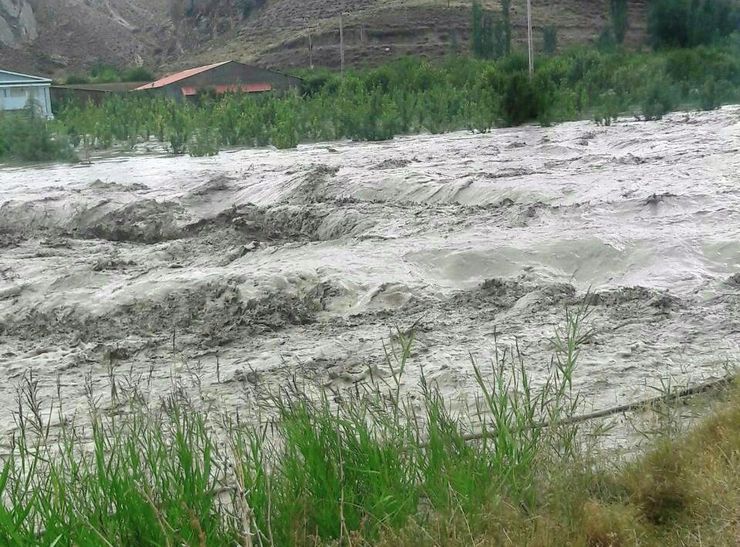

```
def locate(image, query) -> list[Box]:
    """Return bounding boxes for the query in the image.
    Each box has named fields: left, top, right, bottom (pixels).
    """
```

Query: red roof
left=135, top=61, right=231, bottom=91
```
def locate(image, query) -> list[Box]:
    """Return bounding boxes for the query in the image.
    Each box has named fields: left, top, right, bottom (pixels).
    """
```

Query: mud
left=0, top=107, right=739, bottom=436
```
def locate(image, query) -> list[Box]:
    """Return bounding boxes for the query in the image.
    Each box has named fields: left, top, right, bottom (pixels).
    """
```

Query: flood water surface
left=0, top=107, right=738, bottom=431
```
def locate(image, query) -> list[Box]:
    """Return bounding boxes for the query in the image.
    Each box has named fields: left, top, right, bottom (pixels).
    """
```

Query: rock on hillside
left=0, top=0, right=174, bottom=76
left=165, top=0, right=649, bottom=72
left=0, top=0, right=649, bottom=78
left=0, top=0, right=37, bottom=49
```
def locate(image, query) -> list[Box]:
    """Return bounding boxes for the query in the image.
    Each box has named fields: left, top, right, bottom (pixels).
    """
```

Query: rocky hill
left=0, top=0, right=649, bottom=78
left=0, top=0, right=174, bottom=75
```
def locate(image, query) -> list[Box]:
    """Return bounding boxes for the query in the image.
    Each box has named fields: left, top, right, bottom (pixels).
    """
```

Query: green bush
left=697, top=77, right=723, bottom=110
left=648, top=0, right=740, bottom=49
left=471, top=1, right=508, bottom=59
left=64, top=74, right=90, bottom=85
left=500, top=72, right=540, bottom=126
left=641, top=77, right=676, bottom=120
left=188, top=127, right=220, bottom=157
left=543, top=25, right=558, bottom=55
left=0, top=108, right=76, bottom=163
left=122, top=67, right=155, bottom=82
left=20, top=41, right=736, bottom=164
left=89, top=63, right=120, bottom=83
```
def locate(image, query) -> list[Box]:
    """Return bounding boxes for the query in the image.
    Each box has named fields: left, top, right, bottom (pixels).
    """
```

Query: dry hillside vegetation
left=182, top=0, right=649, bottom=70
left=0, top=0, right=649, bottom=75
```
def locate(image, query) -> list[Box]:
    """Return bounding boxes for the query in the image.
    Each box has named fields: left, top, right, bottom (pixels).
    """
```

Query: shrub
left=597, top=28, right=617, bottom=52
left=188, top=127, right=220, bottom=157
left=697, top=77, right=723, bottom=110
left=500, top=71, right=540, bottom=126
left=471, top=1, right=508, bottom=59
left=89, top=63, right=121, bottom=83
left=594, top=89, right=622, bottom=125
left=641, top=77, right=675, bottom=120
left=0, top=108, right=76, bottom=163
left=122, top=66, right=155, bottom=83
left=64, top=74, right=90, bottom=85
left=543, top=25, right=558, bottom=55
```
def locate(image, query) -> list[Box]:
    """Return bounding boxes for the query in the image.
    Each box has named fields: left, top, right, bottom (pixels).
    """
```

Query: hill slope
left=0, top=0, right=649, bottom=77
left=0, top=0, right=175, bottom=75
left=181, top=0, right=648, bottom=71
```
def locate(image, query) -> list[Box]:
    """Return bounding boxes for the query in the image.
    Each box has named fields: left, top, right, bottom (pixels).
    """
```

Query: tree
left=500, top=0, right=512, bottom=55
left=472, top=1, right=485, bottom=57
left=610, top=0, right=629, bottom=44
left=542, top=25, right=558, bottom=55
left=471, top=1, right=508, bottom=59
left=648, top=0, right=739, bottom=49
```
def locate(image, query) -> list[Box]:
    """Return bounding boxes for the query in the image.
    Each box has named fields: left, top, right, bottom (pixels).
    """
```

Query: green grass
left=0, top=304, right=737, bottom=545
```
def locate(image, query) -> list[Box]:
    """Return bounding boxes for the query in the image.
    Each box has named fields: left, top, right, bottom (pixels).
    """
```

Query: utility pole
left=339, top=12, right=345, bottom=75
left=527, top=0, right=534, bottom=77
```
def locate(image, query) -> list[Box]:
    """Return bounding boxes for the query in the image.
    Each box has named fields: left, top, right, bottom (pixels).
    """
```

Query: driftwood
left=459, top=374, right=735, bottom=444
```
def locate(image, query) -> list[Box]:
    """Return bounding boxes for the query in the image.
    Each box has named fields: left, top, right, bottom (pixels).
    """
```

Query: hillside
left=0, top=0, right=649, bottom=77
left=181, top=0, right=649, bottom=71
left=0, top=0, right=174, bottom=75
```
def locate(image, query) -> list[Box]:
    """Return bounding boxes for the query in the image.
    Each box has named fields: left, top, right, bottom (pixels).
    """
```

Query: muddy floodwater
left=0, top=108, right=738, bottom=435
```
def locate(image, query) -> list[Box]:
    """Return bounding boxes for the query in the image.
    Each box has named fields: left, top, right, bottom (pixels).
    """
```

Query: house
left=0, top=69, right=53, bottom=118
left=134, top=61, right=302, bottom=99
left=50, top=81, right=149, bottom=106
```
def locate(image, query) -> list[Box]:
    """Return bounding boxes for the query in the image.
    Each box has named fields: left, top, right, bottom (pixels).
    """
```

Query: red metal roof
left=135, top=61, right=231, bottom=91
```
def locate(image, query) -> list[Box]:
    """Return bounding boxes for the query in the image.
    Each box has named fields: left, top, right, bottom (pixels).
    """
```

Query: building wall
left=159, top=62, right=302, bottom=99
left=51, top=86, right=109, bottom=107
left=0, top=84, right=52, bottom=117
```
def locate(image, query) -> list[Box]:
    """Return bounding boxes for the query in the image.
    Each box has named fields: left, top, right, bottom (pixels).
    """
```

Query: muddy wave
left=0, top=106, right=738, bottom=428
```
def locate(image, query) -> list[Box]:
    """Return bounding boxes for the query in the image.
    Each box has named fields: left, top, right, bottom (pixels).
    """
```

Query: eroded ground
left=0, top=108, right=738, bottom=440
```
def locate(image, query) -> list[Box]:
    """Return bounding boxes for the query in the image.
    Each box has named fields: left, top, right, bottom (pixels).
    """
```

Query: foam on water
left=0, top=107, right=738, bottom=435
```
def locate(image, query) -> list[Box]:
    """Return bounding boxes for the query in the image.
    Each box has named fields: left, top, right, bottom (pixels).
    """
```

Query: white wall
left=0, top=85, right=52, bottom=118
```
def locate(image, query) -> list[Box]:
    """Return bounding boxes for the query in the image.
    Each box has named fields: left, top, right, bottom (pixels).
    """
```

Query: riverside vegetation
left=1, top=36, right=739, bottom=162
left=0, top=305, right=737, bottom=545
left=1, top=0, right=739, bottom=163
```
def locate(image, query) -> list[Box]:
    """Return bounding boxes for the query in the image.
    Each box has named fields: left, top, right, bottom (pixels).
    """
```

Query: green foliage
left=121, top=66, right=155, bottom=82
left=594, top=89, right=622, bottom=125
left=472, top=1, right=485, bottom=58
left=642, top=77, right=676, bottom=119
left=6, top=40, right=737, bottom=165
left=89, top=63, right=121, bottom=83
left=697, top=76, right=723, bottom=109
left=188, top=127, right=220, bottom=157
left=543, top=25, right=559, bottom=55
left=64, top=74, right=90, bottom=85
left=65, top=65, right=154, bottom=85
left=0, top=108, right=76, bottom=163
left=501, top=71, right=540, bottom=126
left=610, top=0, right=630, bottom=45
left=597, top=27, right=617, bottom=52
left=648, top=0, right=740, bottom=50
left=500, top=0, right=512, bottom=55
left=471, top=1, right=508, bottom=59
left=166, top=103, right=192, bottom=154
